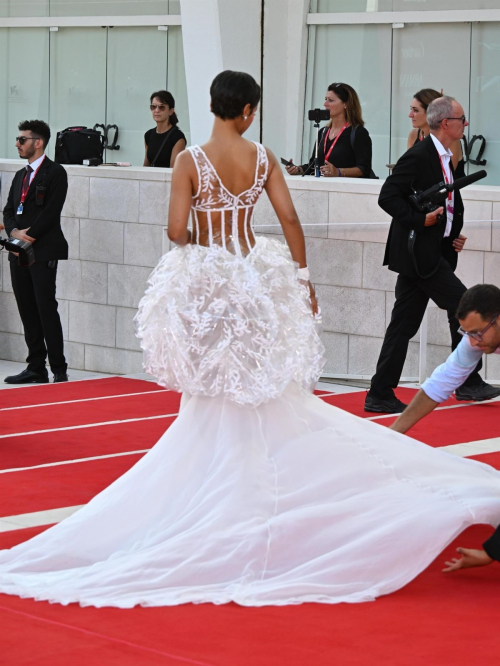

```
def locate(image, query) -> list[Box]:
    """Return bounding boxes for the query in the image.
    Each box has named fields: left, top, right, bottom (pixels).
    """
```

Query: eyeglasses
left=458, top=315, right=499, bottom=341
left=15, top=136, right=41, bottom=145
left=443, top=115, right=467, bottom=124
left=150, top=104, right=167, bottom=111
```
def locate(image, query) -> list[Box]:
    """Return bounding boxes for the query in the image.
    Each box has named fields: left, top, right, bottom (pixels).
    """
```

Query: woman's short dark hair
left=210, top=70, right=261, bottom=120
left=18, top=119, right=51, bottom=147
left=456, top=284, right=500, bottom=321
left=150, top=90, right=179, bottom=126
left=327, top=83, right=364, bottom=127
left=413, top=88, right=442, bottom=112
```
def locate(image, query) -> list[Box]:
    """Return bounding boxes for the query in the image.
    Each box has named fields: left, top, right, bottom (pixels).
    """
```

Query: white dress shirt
left=429, top=134, right=453, bottom=238
left=27, top=154, right=46, bottom=184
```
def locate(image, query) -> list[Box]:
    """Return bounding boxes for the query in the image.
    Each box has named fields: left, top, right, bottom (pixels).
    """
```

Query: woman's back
left=188, top=138, right=268, bottom=257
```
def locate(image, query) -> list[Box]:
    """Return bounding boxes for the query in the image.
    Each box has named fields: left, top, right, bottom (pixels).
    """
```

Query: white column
left=179, top=0, right=262, bottom=145
left=179, top=0, right=223, bottom=145
left=262, top=0, right=309, bottom=162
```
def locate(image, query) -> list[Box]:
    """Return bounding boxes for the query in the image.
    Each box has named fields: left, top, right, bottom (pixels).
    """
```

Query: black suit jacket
left=483, top=525, right=500, bottom=562
left=3, top=157, right=69, bottom=262
left=379, top=136, right=464, bottom=279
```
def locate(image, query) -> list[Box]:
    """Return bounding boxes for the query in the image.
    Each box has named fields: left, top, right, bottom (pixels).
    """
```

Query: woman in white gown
left=0, top=71, right=499, bottom=608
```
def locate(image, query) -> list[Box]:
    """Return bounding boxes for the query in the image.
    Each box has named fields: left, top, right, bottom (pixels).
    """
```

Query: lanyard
left=438, top=154, right=453, bottom=201
left=20, top=156, right=45, bottom=204
left=323, top=123, right=349, bottom=163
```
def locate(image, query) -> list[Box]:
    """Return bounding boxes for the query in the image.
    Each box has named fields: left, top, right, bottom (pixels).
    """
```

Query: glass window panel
left=314, top=0, right=393, bottom=11
left=0, top=0, right=48, bottom=17
left=304, top=23, right=392, bottom=179
left=48, top=27, right=107, bottom=160
left=48, top=0, right=176, bottom=17
left=0, top=28, right=49, bottom=159
left=469, top=22, right=500, bottom=185
left=390, top=22, right=471, bottom=165
left=393, top=0, right=500, bottom=9
left=106, top=25, right=188, bottom=166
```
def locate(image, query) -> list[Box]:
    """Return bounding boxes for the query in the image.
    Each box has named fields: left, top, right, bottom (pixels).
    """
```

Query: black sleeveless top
left=144, top=126, right=186, bottom=168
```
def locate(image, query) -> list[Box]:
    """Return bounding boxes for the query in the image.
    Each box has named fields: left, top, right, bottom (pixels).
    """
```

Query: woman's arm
left=450, top=138, right=463, bottom=171
left=167, top=150, right=195, bottom=246
left=264, top=149, right=317, bottom=313
left=407, top=129, right=418, bottom=151
left=170, top=139, right=187, bottom=168
left=144, top=142, right=150, bottom=167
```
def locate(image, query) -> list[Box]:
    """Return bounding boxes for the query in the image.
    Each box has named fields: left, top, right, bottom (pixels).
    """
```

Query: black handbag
left=54, top=126, right=104, bottom=165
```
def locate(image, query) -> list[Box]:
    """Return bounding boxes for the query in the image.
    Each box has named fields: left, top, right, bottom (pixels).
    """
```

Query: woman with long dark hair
left=286, top=82, right=372, bottom=178
left=144, top=90, right=186, bottom=168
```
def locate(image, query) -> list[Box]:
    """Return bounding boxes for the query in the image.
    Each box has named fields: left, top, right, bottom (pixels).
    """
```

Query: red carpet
left=1, top=377, right=500, bottom=665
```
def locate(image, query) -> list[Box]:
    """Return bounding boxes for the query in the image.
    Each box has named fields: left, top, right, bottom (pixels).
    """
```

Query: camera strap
left=150, top=127, right=175, bottom=167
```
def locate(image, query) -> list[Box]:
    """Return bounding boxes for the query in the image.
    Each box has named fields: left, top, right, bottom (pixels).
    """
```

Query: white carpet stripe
left=0, top=506, right=83, bottom=533
left=0, top=449, right=150, bottom=475
left=0, top=412, right=179, bottom=439
left=0, top=389, right=170, bottom=412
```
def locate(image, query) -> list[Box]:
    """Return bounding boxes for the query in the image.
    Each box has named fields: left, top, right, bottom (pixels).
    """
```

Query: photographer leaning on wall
left=3, top=119, right=69, bottom=384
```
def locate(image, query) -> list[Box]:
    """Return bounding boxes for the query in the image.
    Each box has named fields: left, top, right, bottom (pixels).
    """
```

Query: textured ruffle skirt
left=0, top=240, right=500, bottom=607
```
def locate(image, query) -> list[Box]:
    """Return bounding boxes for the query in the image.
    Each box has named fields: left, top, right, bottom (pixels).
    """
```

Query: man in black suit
left=365, top=96, right=500, bottom=413
left=3, top=120, right=69, bottom=384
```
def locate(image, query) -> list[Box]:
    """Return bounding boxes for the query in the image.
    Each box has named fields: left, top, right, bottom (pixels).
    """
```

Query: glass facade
left=313, top=0, right=500, bottom=11
left=0, top=0, right=180, bottom=18
left=0, top=24, right=189, bottom=166
left=305, top=20, right=500, bottom=184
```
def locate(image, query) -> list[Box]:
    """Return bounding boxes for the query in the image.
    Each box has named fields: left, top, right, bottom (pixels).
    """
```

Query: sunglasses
left=150, top=104, right=167, bottom=111
left=458, top=315, right=498, bottom=341
left=16, top=136, right=41, bottom=145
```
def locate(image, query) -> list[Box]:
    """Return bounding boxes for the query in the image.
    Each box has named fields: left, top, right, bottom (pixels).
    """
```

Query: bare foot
left=443, top=547, right=494, bottom=573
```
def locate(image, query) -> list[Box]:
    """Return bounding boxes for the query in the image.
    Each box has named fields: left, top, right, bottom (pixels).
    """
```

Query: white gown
left=0, top=143, right=499, bottom=608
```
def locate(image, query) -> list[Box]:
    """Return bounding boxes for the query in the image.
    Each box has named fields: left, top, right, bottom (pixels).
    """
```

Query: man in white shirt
left=391, top=283, right=500, bottom=571
left=365, top=97, right=499, bottom=414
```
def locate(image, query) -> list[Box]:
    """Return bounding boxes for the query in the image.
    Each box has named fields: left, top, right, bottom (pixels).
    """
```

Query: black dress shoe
left=455, top=380, right=500, bottom=402
left=53, top=372, right=69, bottom=383
left=364, top=394, right=407, bottom=414
left=4, top=369, right=49, bottom=384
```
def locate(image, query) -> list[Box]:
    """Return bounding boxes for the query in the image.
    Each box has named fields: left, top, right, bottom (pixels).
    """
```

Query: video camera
left=409, top=169, right=487, bottom=214
left=0, top=237, right=35, bottom=266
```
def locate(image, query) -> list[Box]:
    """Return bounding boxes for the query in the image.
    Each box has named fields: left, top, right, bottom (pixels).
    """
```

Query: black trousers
left=10, top=260, right=67, bottom=375
left=369, top=258, right=481, bottom=400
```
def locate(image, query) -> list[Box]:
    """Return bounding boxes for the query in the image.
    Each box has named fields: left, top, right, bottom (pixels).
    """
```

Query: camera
left=0, top=237, right=35, bottom=266
left=308, top=108, right=330, bottom=124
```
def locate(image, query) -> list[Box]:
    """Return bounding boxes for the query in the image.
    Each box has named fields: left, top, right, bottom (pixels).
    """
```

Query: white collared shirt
left=430, top=134, right=453, bottom=237
left=26, top=154, right=46, bottom=185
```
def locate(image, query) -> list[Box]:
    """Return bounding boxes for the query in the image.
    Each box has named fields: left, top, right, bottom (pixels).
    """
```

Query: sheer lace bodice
left=188, top=142, right=268, bottom=257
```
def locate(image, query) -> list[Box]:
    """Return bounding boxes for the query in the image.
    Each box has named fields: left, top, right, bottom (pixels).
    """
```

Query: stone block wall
left=0, top=159, right=499, bottom=383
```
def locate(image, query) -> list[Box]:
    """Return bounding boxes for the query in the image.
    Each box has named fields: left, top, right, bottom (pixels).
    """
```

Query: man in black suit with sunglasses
left=3, top=120, right=69, bottom=384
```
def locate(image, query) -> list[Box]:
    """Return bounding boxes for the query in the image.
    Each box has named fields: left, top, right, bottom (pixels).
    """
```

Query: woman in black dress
left=286, top=82, right=372, bottom=178
left=144, top=90, right=186, bottom=168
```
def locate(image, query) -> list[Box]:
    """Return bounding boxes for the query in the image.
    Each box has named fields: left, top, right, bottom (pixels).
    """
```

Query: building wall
left=1, top=159, right=499, bottom=382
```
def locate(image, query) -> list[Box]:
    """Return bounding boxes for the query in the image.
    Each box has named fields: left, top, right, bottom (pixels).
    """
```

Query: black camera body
left=0, top=237, right=35, bottom=266
left=408, top=181, right=449, bottom=214
left=308, top=108, right=330, bottom=124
